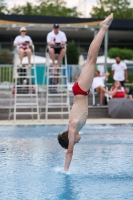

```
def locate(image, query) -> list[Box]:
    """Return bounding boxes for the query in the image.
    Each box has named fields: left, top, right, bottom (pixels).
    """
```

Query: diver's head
left=57, top=130, right=81, bottom=149
left=57, top=130, right=69, bottom=149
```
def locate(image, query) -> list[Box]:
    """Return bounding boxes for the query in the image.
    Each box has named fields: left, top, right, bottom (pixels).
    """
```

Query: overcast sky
left=5, top=0, right=97, bottom=17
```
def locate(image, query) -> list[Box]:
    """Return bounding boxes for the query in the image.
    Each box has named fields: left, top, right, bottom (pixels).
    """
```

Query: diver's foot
left=27, top=64, right=32, bottom=68
left=51, top=63, right=59, bottom=74
left=51, top=68, right=57, bottom=74
left=100, top=13, right=113, bottom=29
left=19, top=64, right=22, bottom=68
left=54, top=63, right=59, bottom=68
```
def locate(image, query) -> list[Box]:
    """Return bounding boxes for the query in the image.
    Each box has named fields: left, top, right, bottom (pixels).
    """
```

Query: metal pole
left=104, top=30, right=108, bottom=72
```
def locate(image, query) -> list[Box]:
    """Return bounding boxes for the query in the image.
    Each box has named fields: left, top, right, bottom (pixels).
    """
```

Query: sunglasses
left=21, top=31, right=26, bottom=32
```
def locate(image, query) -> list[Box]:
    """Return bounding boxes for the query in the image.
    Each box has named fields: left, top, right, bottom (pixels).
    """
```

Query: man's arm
left=60, top=32, right=67, bottom=46
left=128, top=89, right=133, bottom=100
left=47, top=41, right=56, bottom=46
left=60, top=41, right=66, bottom=46
left=47, top=32, right=56, bottom=47
left=100, top=72, right=110, bottom=78
left=112, top=70, right=114, bottom=78
left=124, top=69, right=128, bottom=82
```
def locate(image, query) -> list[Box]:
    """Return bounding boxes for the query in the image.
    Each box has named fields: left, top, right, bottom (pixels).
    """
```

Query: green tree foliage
left=90, top=0, right=133, bottom=19
left=0, top=49, right=13, bottom=82
left=0, top=0, right=7, bottom=14
left=9, top=2, right=35, bottom=15
left=0, top=49, right=12, bottom=64
left=108, top=48, right=133, bottom=60
left=8, top=0, right=79, bottom=17
left=67, top=41, right=80, bottom=64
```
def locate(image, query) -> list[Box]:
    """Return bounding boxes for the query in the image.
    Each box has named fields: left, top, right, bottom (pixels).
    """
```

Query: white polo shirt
left=112, top=62, right=127, bottom=81
left=14, top=35, right=32, bottom=49
left=47, top=30, right=67, bottom=44
left=92, top=76, right=106, bottom=89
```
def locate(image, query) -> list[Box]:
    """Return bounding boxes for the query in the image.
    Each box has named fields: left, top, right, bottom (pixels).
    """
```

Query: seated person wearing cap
left=47, top=24, right=67, bottom=69
left=13, top=27, right=33, bottom=68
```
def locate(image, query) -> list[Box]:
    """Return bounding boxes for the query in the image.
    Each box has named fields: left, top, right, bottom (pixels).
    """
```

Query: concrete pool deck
left=0, top=118, right=132, bottom=125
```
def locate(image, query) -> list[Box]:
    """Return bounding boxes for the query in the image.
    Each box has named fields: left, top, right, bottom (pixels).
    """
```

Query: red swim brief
left=19, top=46, right=28, bottom=50
left=72, top=82, right=90, bottom=96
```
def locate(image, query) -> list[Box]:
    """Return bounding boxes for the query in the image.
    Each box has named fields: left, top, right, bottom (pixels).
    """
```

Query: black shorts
left=48, top=46, right=64, bottom=54
left=119, top=80, right=125, bottom=87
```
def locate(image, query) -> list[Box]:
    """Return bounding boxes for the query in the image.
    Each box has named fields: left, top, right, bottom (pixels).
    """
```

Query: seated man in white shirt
left=91, top=70, right=110, bottom=105
left=47, top=24, right=67, bottom=69
left=13, top=27, right=33, bottom=68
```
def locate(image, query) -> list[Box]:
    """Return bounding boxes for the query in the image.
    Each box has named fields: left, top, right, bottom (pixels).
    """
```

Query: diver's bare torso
left=69, top=94, right=88, bottom=132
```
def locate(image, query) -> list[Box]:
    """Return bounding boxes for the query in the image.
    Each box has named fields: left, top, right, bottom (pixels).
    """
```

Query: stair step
left=15, top=85, right=37, bottom=87
left=47, top=93, right=68, bottom=96
left=46, top=112, right=69, bottom=114
left=15, top=112, right=38, bottom=115
left=16, top=103, right=38, bottom=105
left=15, top=94, right=37, bottom=96
left=48, top=75, right=67, bottom=78
left=47, top=84, right=67, bottom=87
left=16, top=76, right=36, bottom=78
left=48, top=67, right=67, bottom=69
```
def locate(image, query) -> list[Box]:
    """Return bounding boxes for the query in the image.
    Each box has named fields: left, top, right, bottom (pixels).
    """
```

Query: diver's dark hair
left=57, top=130, right=69, bottom=149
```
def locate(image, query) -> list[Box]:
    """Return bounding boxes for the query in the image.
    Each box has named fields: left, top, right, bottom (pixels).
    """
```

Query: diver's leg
left=78, top=13, right=113, bottom=91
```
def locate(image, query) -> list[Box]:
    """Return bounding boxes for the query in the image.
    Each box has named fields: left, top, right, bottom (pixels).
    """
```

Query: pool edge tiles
left=0, top=118, right=133, bottom=125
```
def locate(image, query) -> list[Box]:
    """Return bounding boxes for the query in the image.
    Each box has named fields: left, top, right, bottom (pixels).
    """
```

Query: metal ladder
left=9, top=46, right=40, bottom=121
left=40, top=50, right=70, bottom=120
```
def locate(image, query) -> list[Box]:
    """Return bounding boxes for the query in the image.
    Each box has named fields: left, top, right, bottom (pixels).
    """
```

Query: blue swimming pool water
left=0, top=124, right=133, bottom=200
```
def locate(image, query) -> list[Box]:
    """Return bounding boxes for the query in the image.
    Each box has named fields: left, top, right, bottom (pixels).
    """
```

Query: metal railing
left=0, top=64, right=133, bottom=113
left=0, top=64, right=82, bottom=91
left=0, top=64, right=133, bottom=92
left=0, top=65, right=13, bottom=91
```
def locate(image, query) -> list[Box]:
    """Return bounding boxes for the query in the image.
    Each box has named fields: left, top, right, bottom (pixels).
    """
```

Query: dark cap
left=53, top=23, right=59, bottom=28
